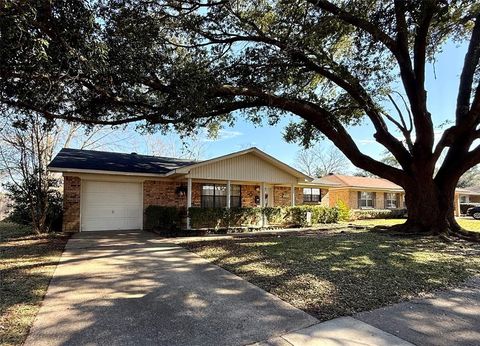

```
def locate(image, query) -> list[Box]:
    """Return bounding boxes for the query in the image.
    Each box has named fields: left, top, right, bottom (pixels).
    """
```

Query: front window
left=359, top=192, right=375, bottom=208
left=303, top=188, right=321, bottom=202
left=201, top=184, right=241, bottom=208
left=385, top=193, right=397, bottom=209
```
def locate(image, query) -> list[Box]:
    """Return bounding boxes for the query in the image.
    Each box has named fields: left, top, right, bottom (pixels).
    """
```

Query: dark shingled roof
left=48, top=148, right=199, bottom=175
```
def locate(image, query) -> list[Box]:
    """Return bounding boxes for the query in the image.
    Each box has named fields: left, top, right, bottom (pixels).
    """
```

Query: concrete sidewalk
left=254, top=277, right=479, bottom=346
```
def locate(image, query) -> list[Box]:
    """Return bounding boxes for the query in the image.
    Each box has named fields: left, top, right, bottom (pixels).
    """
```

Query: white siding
left=187, top=153, right=298, bottom=184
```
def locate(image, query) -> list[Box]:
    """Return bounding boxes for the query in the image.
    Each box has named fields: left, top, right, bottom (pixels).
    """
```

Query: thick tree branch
left=456, top=12, right=480, bottom=121
left=216, top=85, right=406, bottom=184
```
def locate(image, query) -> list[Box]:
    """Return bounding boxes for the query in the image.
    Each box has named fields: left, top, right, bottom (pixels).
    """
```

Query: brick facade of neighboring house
left=327, top=189, right=404, bottom=209
left=63, top=176, right=81, bottom=232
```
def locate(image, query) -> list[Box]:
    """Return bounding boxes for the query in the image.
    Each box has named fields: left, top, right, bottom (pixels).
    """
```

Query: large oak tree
left=1, top=0, right=480, bottom=238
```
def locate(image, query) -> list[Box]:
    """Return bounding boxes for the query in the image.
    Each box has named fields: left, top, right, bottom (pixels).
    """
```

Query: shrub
left=188, top=205, right=339, bottom=229
left=5, top=188, right=63, bottom=232
left=144, top=206, right=185, bottom=232
left=188, top=207, right=262, bottom=229
left=350, top=208, right=407, bottom=220
left=188, top=207, right=229, bottom=229
left=335, top=200, right=351, bottom=221
left=227, top=207, right=262, bottom=226
left=288, top=205, right=339, bottom=226
left=262, top=207, right=287, bottom=225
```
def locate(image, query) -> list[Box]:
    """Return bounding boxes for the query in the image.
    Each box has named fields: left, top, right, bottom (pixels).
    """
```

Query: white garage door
left=81, top=181, right=142, bottom=232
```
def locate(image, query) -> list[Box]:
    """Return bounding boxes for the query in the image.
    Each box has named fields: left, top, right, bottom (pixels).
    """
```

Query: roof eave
left=48, top=166, right=170, bottom=178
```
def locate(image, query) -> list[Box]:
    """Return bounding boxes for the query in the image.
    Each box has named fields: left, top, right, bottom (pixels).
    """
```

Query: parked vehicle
left=466, top=206, right=480, bottom=219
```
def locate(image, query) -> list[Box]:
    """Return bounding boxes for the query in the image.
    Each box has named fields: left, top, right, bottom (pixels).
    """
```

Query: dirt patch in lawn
left=183, top=229, right=480, bottom=321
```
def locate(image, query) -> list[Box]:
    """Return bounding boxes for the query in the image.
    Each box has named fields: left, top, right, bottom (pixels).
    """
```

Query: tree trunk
left=400, top=178, right=456, bottom=235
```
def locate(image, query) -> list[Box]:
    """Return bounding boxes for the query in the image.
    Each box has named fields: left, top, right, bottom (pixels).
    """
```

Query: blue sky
left=91, top=40, right=468, bottom=169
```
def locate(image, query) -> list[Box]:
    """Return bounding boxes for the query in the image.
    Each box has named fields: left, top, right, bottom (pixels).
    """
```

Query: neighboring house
left=319, top=173, right=480, bottom=216
left=49, top=147, right=335, bottom=232
left=320, top=174, right=405, bottom=210
left=457, top=187, right=480, bottom=204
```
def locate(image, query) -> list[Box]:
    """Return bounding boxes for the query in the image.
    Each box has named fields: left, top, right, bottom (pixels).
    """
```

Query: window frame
left=303, top=188, right=321, bottom=203
left=358, top=191, right=375, bottom=209
left=201, top=184, right=242, bottom=208
left=384, top=193, right=397, bottom=209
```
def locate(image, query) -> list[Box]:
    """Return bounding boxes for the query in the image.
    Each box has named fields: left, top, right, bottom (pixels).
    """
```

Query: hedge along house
left=48, top=147, right=335, bottom=232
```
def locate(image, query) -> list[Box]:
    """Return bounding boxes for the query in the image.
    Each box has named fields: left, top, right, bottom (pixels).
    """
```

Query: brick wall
left=143, top=180, right=187, bottom=208
left=63, top=176, right=81, bottom=232
left=328, top=189, right=351, bottom=207
left=273, top=186, right=290, bottom=206
left=192, top=183, right=202, bottom=207
left=241, top=184, right=259, bottom=207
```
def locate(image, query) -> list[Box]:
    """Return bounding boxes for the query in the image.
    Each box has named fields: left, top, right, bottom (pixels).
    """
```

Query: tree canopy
left=1, top=0, right=480, bottom=236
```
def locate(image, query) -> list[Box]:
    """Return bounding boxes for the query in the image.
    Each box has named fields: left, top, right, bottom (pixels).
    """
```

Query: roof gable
left=175, top=147, right=312, bottom=182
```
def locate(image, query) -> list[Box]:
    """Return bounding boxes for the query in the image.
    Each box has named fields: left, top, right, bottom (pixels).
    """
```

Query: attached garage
left=81, top=181, right=143, bottom=232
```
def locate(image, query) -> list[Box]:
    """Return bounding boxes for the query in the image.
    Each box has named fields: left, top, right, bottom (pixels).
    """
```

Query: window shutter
left=373, top=192, right=376, bottom=208
left=358, top=191, right=361, bottom=208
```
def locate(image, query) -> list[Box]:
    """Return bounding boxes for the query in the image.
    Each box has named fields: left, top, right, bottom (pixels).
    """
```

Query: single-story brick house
left=49, top=147, right=337, bottom=232
left=320, top=174, right=406, bottom=210
left=319, top=173, right=480, bottom=216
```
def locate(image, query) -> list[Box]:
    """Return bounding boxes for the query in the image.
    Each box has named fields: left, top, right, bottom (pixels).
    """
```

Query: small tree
left=0, top=114, right=64, bottom=233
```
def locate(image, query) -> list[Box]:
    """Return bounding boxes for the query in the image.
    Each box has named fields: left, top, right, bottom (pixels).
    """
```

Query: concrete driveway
left=25, top=230, right=317, bottom=346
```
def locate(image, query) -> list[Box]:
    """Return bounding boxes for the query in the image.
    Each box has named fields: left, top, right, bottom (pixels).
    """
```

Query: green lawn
left=183, top=229, right=480, bottom=321
left=0, top=223, right=69, bottom=346
left=348, top=218, right=480, bottom=232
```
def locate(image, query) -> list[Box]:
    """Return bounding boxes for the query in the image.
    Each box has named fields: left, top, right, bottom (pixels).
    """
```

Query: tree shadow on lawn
left=0, top=232, right=69, bottom=345
left=184, top=230, right=480, bottom=321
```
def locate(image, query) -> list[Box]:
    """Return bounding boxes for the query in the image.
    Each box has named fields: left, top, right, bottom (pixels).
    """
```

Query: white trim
left=79, top=177, right=83, bottom=232
left=226, top=180, right=231, bottom=209
left=141, top=181, right=144, bottom=230
left=187, top=178, right=192, bottom=229
left=50, top=167, right=169, bottom=178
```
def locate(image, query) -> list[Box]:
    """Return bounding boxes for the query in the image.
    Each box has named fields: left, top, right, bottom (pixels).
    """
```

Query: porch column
left=187, top=177, right=192, bottom=229
left=291, top=184, right=295, bottom=206
left=260, top=182, right=265, bottom=227
left=260, top=182, right=265, bottom=207
left=226, top=180, right=231, bottom=209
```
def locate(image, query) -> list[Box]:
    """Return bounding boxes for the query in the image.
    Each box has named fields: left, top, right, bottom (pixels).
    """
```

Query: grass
left=348, top=217, right=480, bottom=232
left=183, top=229, right=480, bottom=321
left=0, top=222, right=69, bottom=346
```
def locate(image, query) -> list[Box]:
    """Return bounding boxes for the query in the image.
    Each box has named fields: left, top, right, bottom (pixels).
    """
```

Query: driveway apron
left=25, top=230, right=318, bottom=346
